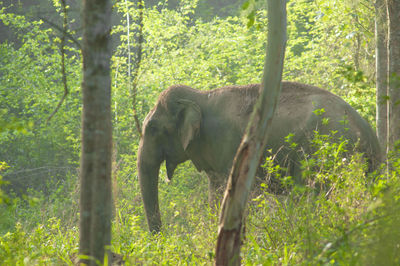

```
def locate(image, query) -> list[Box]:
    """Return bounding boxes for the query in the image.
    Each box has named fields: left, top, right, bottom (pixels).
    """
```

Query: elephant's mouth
left=166, top=158, right=178, bottom=181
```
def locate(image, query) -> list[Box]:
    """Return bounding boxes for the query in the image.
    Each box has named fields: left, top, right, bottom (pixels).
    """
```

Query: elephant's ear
left=177, top=99, right=201, bottom=151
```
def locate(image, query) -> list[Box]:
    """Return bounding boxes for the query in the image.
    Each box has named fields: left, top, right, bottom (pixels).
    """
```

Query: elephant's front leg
left=207, top=171, right=227, bottom=209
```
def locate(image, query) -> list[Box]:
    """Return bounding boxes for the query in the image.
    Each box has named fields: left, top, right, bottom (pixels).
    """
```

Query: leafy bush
left=247, top=132, right=399, bottom=265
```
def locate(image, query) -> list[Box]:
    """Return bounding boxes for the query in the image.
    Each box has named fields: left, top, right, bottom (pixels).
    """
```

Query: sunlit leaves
left=0, top=8, right=82, bottom=192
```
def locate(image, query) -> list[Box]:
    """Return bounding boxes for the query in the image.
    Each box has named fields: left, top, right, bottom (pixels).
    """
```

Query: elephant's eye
left=145, top=120, right=169, bottom=138
left=145, top=120, right=159, bottom=136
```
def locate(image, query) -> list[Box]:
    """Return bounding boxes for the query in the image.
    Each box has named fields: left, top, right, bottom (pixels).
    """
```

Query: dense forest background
left=0, top=0, right=399, bottom=264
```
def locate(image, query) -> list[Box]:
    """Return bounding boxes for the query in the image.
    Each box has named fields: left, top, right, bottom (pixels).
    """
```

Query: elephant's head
left=137, top=85, right=202, bottom=232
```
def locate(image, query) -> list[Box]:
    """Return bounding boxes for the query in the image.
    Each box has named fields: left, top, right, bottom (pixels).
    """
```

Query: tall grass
left=0, top=139, right=399, bottom=265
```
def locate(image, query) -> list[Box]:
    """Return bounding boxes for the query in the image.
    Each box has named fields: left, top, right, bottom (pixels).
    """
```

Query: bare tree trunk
left=214, top=0, right=287, bottom=265
left=80, top=0, right=112, bottom=265
left=387, top=0, right=400, bottom=150
left=375, top=0, right=388, bottom=154
left=126, top=0, right=144, bottom=138
left=132, top=0, right=144, bottom=138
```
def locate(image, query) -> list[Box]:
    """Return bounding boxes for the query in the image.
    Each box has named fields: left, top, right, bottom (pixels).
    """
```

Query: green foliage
left=0, top=0, right=398, bottom=264
left=302, top=131, right=352, bottom=190
left=0, top=162, right=10, bottom=205
left=284, top=0, right=376, bottom=125
left=250, top=132, right=399, bottom=265
left=357, top=174, right=400, bottom=265
left=0, top=7, right=81, bottom=193
left=0, top=219, right=78, bottom=265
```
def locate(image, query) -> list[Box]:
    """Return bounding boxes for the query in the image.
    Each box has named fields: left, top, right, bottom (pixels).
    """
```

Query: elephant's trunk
left=137, top=139, right=162, bottom=233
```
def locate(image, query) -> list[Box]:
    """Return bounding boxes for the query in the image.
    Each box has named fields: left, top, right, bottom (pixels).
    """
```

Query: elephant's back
left=205, top=84, right=261, bottom=124
left=280, top=81, right=339, bottom=100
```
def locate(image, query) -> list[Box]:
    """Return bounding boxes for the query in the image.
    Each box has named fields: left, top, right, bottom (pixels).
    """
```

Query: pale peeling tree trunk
left=375, top=0, right=388, bottom=155
left=214, top=0, right=287, bottom=265
left=387, top=0, right=400, bottom=150
left=80, top=0, right=112, bottom=265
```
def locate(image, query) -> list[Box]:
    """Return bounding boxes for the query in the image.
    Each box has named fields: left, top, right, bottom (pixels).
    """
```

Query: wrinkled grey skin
left=137, top=82, right=381, bottom=232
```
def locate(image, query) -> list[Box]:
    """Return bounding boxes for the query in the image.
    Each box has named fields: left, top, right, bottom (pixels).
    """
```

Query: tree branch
left=46, top=0, right=69, bottom=124
left=131, top=0, right=144, bottom=138
left=39, top=16, right=81, bottom=50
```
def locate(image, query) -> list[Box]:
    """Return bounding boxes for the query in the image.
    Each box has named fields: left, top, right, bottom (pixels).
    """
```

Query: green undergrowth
left=1, top=140, right=400, bottom=265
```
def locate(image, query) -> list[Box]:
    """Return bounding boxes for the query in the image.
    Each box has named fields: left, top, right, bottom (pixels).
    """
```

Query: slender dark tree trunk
left=126, top=0, right=144, bottom=138
left=214, top=0, right=287, bottom=265
left=132, top=0, right=144, bottom=138
left=375, top=0, right=388, bottom=154
left=80, top=0, right=112, bottom=264
left=387, top=0, right=400, bottom=150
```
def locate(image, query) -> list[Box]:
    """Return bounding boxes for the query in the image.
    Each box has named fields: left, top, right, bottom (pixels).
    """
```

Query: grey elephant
left=137, top=81, right=381, bottom=232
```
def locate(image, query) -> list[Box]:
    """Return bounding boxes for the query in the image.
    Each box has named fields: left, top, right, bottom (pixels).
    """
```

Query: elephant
left=137, top=81, right=381, bottom=232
